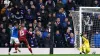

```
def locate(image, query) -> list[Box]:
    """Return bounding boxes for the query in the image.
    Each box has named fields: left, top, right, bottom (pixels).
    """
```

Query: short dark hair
left=14, top=22, right=18, bottom=26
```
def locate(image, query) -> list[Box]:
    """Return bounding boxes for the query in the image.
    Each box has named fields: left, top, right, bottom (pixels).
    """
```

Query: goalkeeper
left=79, top=33, right=90, bottom=54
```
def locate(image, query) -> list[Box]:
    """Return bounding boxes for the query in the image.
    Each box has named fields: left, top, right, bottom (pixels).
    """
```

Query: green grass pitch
left=0, top=54, right=100, bottom=56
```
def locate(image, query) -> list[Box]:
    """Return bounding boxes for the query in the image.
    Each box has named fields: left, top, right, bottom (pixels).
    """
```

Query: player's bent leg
left=25, top=39, right=33, bottom=54
left=9, top=38, right=14, bottom=55
left=13, top=38, right=20, bottom=53
left=27, top=44, right=33, bottom=54
left=14, top=43, right=20, bottom=53
left=79, top=44, right=86, bottom=54
left=79, top=46, right=83, bottom=54
left=86, top=48, right=90, bottom=54
left=8, top=44, right=13, bottom=55
left=13, top=43, right=18, bottom=53
left=82, top=46, right=86, bottom=54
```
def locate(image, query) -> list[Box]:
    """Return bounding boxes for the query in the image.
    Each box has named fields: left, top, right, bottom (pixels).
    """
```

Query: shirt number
left=20, top=30, right=24, bottom=36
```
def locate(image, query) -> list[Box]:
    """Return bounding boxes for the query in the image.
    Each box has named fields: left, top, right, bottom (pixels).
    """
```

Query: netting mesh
left=71, top=8, right=100, bottom=48
left=81, top=8, right=100, bottom=48
left=70, top=11, right=80, bottom=48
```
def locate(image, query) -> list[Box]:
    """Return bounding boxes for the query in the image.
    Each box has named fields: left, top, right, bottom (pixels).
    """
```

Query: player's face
left=15, top=24, right=18, bottom=28
left=83, top=34, right=87, bottom=38
left=9, top=24, right=12, bottom=28
left=21, top=23, right=25, bottom=27
left=20, top=27, right=23, bottom=30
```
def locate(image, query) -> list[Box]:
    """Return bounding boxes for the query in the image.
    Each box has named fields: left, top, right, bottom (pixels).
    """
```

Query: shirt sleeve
left=82, top=36, right=87, bottom=41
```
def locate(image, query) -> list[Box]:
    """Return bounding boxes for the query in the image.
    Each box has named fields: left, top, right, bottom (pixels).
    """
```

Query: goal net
left=71, top=7, right=100, bottom=48
left=70, top=11, right=80, bottom=48
left=79, top=7, right=100, bottom=48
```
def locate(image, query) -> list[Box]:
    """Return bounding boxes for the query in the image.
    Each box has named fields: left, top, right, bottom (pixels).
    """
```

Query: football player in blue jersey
left=8, top=23, right=20, bottom=55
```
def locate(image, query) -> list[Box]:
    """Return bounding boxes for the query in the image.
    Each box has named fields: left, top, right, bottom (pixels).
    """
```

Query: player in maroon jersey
left=18, top=23, right=33, bottom=54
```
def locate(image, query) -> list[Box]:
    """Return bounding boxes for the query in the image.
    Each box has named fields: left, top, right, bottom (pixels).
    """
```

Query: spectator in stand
left=54, top=18, right=62, bottom=32
left=52, top=13, right=56, bottom=21
left=84, top=16, right=93, bottom=43
left=33, top=27, right=39, bottom=34
left=25, top=9, right=34, bottom=23
left=14, top=11, right=23, bottom=24
left=54, top=30, right=62, bottom=48
left=35, top=30, right=42, bottom=47
left=42, top=29, right=49, bottom=47
left=19, top=0, right=25, bottom=9
left=37, top=22, right=43, bottom=31
left=5, top=7, right=12, bottom=19
left=25, top=5, right=28, bottom=12
left=36, top=11, right=42, bottom=21
left=93, top=32, right=100, bottom=48
left=42, top=29, right=49, bottom=39
left=0, top=0, right=4, bottom=9
left=30, top=33, right=38, bottom=47
left=65, top=29, right=70, bottom=42
left=29, top=1, right=34, bottom=8
left=2, top=16, right=8, bottom=28
left=1, top=5, right=7, bottom=15
left=33, top=20, right=37, bottom=30
left=31, top=0, right=38, bottom=6
left=0, top=23, right=4, bottom=33
left=62, top=18, right=68, bottom=33
left=40, top=5, right=48, bottom=28
left=47, top=13, right=53, bottom=25
left=20, top=8, right=26, bottom=20
left=37, top=0, right=44, bottom=10
left=19, top=0, right=26, bottom=20
left=11, top=5, right=20, bottom=15
left=92, top=0, right=100, bottom=7
left=93, top=15, right=100, bottom=33
left=56, top=8, right=66, bottom=24
left=68, top=13, right=73, bottom=28
left=65, top=0, right=76, bottom=11
left=61, top=0, right=67, bottom=6
left=55, top=0, right=64, bottom=12
left=9, top=2, right=14, bottom=8
left=53, top=0, right=57, bottom=4
left=28, top=27, right=33, bottom=46
left=67, top=33, right=74, bottom=48
left=45, top=0, right=55, bottom=13
left=67, top=21, right=73, bottom=32
left=29, top=1, right=36, bottom=15
left=0, top=28, right=8, bottom=47
left=28, top=23, right=33, bottom=30
left=44, top=33, right=51, bottom=47
left=13, top=0, right=20, bottom=4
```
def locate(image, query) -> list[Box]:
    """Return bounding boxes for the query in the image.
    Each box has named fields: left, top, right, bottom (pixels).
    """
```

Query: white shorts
left=10, top=37, right=19, bottom=44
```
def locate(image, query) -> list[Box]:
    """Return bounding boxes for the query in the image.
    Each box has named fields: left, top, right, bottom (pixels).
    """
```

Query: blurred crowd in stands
left=0, top=0, right=100, bottom=48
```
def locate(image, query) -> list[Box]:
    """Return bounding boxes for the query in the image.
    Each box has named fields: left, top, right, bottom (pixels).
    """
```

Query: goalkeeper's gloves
left=80, top=33, right=83, bottom=37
